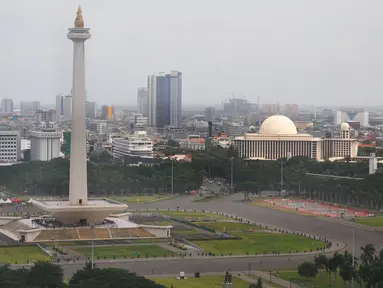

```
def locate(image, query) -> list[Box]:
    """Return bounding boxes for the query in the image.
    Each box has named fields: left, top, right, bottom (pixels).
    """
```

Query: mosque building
left=232, top=115, right=358, bottom=161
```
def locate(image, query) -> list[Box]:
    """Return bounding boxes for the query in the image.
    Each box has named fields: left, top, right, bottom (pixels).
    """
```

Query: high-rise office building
left=0, top=99, right=13, bottom=113
left=63, top=96, right=72, bottom=118
left=169, top=71, right=182, bottom=127
left=85, top=101, right=96, bottom=118
left=101, top=105, right=114, bottom=120
left=204, top=107, right=216, bottom=122
left=56, top=94, right=72, bottom=119
left=137, top=87, right=148, bottom=117
left=147, top=71, right=182, bottom=128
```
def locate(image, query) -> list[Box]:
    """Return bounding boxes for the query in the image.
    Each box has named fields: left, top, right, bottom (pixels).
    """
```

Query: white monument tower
left=31, top=7, right=127, bottom=224
left=67, top=6, right=90, bottom=205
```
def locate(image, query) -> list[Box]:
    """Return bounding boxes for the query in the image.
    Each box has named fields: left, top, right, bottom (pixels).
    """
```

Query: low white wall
left=0, top=217, right=22, bottom=225
left=139, top=225, right=172, bottom=238
left=19, top=228, right=44, bottom=242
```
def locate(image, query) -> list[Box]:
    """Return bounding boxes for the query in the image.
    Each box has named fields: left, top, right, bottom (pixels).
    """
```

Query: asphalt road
left=5, top=194, right=383, bottom=277
left=129, top=194, right=383, bottom=252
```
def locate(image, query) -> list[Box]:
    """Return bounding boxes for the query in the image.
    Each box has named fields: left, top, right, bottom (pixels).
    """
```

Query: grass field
left=109, top=195, right=174, bottom=204
left=356, top=216, right=383, bottom=227
left=46, top=238, right=168, bottom=247
left=73, top=245, right=173, bottom=259
left=153, top=276, right=250, bottom=288
left=195, top=221, right=261, bottom=232
left=158, top=211, right=230, bottom=220
left=277, top=270, right=349, bottom=288
left=0, top=246, right=50, bottom=263
left=192, top=233, right=325, bottom=255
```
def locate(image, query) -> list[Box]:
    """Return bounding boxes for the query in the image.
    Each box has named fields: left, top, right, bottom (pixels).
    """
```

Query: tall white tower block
left=67, top=6, right=91, bottom=205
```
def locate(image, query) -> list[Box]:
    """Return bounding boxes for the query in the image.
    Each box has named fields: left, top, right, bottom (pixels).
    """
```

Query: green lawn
left=153, top=276, right=250, bottom=288
left=195, top=222, right=261, bottom=232
left=73, top=245, right=173, bottom=259
left=159, top=211, right=230, bottom=220
left=0, top=246, right=50, bottom=263
left=277, top=270, right=354, bottom=288
left=192, top=233, right=326, bottom=255
left=356, top=217, right=383, bottom=227
left=109, top=195, right=174, bottom=204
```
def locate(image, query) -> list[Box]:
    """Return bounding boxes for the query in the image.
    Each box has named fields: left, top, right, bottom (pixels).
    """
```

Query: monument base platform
left=0, top=215, right=172, bottom=242
left=30, top=198, right=127, bottom=224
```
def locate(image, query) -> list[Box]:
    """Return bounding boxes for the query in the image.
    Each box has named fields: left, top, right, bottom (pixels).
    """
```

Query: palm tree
left=314, top=254, right=328, bottom=278
left=327, top=252, right=344, bottom=287
left=340, top=251, right=357, bottom=288
left=361, top=244, right=376, bottom=265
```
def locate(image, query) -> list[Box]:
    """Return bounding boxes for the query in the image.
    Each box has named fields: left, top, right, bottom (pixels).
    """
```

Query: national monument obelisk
left=30, top=7, right=126, bottom=224
left=67, top=6, right=90, bottom=205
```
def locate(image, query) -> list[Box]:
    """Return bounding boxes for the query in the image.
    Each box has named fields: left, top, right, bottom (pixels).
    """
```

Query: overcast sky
left=0, top=0, right=382, bottom=107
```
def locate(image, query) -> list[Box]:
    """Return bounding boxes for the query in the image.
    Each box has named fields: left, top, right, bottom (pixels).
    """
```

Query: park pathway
left=250, top=270, right=302, bottom=288
left=148, top=272, right=279, bottom=288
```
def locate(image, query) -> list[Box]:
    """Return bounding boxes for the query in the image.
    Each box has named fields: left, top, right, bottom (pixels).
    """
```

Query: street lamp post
left=91, top=225, right=94, bottom=270
left=230, top=157, right=234, bottom=192
left=351, top=227, right=355, bottom=288
left=280, top=158, right=284, bottom=195
left=171, top=160, right=174, bottom=194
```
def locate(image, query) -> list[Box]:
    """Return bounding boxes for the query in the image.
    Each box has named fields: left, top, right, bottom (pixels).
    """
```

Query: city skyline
left=1, top=0, right=383, bottom=106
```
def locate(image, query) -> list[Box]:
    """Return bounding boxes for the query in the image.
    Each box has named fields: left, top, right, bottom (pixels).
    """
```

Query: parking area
left=263, top=198, right=373, bottom=218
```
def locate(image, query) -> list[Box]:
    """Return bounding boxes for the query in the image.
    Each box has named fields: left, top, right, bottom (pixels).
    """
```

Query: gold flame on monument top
left=74, top=5, right=84, bottom=28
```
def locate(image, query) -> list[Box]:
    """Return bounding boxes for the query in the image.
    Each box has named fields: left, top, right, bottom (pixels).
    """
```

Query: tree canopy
left=0, top=261, right=165, bottom=288
left=1, top=146, right=383, bottom=209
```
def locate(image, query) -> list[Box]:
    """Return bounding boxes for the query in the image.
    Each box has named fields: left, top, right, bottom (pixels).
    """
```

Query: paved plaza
left=263, top=198, right=374, bottom=218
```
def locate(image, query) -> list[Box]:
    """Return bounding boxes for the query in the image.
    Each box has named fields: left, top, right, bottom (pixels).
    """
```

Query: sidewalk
left=147, top=272, right=277, bottom=288
left=251, top=270, right=302, bottom=288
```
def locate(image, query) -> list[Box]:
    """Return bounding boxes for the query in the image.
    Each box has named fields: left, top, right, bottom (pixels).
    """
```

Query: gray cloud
left=0, top=0, right=382, bottom=107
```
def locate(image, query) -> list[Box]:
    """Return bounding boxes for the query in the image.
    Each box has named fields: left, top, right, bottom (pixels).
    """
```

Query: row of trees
left=298, top=244, right=383, bottom=287
left=1, top=145, right=383, bottom=208
left=0, top=261, right=165, bottom=288
left=0, top=156, right=203, bottom=196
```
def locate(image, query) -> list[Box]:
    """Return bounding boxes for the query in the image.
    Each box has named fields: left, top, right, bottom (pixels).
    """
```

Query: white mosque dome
left=259, top=115, right=298, bottom=135
left=340, top=122, right=350, bottom=131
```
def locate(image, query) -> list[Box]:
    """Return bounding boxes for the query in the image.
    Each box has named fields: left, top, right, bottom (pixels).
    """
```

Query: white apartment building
left=30, top=130, right=62, bottom=161
left=0, top=99, right=13, bottom=114
left=0, top=130, right=20, bottom=163
left=179, top=138, right=206, bottom=150
left=90, top=120, right=108, bottom=135
left=112, top=131, right=153, bottom=158
left=20, top=101, right=40, bottom=116
left=21, top=139, right=31, bottom=151
left=334, top=109, right=369, bottom=127
left=34, top=109, right=56, bottom=124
